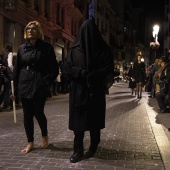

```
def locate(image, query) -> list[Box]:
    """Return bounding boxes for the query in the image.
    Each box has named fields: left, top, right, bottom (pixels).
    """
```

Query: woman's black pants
left=21, top=98, right=47, bottom=142
left=73, top=129, right=100, bottom=152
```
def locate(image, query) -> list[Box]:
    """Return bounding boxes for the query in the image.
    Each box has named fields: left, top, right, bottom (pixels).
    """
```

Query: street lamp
left=150, top=25, right=160, bottom=62
left=153, top=25, right=159, bottom=43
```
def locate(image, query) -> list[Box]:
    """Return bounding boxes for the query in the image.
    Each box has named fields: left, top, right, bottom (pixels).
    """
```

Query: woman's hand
left=10, top=94, right=15, bottom=101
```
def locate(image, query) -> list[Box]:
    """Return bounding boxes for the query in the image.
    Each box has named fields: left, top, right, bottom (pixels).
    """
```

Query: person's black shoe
left=70, top=151, right=83, bottom=163
left=83, top=150, right=95, bottom=159
left=148, top=96, right=153, bottom=98
left=137, top=96, right=141, bottom=99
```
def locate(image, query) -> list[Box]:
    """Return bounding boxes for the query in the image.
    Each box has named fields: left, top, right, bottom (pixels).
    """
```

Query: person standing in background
left=127, top=61, right=136, bottom=95
left=149, top=59, right=160, bottom=98
left=56, top=64, right=62, bottom=94
left=0, top=51, right=8, bottom=111
left=133, top=54, right=146, bottom=99
left=12, top=21, right=58, bottom=154
left=0, top=51, right=5, bottom=90
left=1, top=43, right=13, bottom=110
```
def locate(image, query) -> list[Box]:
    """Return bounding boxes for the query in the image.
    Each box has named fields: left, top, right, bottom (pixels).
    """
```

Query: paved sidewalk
left=0, top=82, right=170, bottom=170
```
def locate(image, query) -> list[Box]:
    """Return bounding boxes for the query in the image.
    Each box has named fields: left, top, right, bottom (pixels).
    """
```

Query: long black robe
left=63, top=19, right=114, bottom=131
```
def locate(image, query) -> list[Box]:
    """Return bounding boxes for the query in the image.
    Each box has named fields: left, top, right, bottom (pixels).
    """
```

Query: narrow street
left=0, top=82, right=170, bottom=170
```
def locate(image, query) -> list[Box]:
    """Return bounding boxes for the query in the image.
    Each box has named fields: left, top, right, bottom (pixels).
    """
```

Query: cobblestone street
left=0, top=82, right=170, bottom=170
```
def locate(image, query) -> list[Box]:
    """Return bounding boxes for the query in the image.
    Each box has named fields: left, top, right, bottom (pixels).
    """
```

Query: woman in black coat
left=12, top=21, right=58, bottom=154
left=127, top=61, right=136, bottom=95
left=133, top=55, right=146, bottom=99
left=63, top=19, right=114, bottom=163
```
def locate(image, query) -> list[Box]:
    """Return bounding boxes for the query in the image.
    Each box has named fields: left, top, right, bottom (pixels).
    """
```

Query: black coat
left=133, top=61, right=146, bottom=83
left=128, top=66, right=136, bottom=89
left=13, top=39, right=59, bottom=99
left=63, top=20, right=114, bottom=131
left=160, top=63, right=170, bottom=95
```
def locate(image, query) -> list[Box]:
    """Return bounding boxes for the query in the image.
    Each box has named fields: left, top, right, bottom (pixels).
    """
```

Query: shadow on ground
left=148, top=97, right=170, bottom=131
left=31, top=139, right=163, bottom=167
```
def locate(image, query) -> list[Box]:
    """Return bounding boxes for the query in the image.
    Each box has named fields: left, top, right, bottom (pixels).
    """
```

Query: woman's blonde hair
left=24, top=21, right=44, bottom=40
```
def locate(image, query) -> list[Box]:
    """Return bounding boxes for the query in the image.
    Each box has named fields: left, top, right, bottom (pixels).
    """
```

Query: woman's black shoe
left=70, top=151, right=83, bottom=163
left=83, top=150, right=95, bottom=159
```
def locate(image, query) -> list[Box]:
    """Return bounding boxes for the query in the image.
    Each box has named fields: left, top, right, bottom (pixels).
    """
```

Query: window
left=44, top=0, right=50, bottom=18
left=22, top=0, right=29, bottom=3
left=56, top=2, right=64, bottom=28
left=34, top=0, right=39, bottom=11
left=71, top=19, right=74, bottom=35
left=56, top=3, right=60, bottom=24
left=71, top=19, right=77, bottom=36
left=61, top=7, right=64, bottom=28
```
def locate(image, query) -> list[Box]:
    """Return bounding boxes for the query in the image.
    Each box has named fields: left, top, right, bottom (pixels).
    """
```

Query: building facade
left=89, top=0, right=125, bottom=73
left=1, top=0, right=154, bottom=73
left=164, top=0, right=170, bottom=56
left=0, top=0, right=90, bottom=62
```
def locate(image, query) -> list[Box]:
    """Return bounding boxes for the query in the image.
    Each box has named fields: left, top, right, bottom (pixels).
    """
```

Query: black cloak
left=63, top=19, right=114, bottom=131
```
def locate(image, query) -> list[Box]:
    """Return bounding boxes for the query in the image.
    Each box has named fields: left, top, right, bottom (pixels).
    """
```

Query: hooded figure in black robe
left=63, top=19, right=114, bottom=163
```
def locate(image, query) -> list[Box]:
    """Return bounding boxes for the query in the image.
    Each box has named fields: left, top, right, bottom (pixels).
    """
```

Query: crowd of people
left=147, top=56, right=170, bottom=113
left=0, top=43, right=17, bottom=111
left=127, top=53, right=170, bottom=114
left=0, top=48, right=70, bottom=112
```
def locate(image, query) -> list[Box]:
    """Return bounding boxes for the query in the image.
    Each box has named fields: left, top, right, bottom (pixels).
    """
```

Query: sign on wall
left=0, top=0, right=18, bottom=11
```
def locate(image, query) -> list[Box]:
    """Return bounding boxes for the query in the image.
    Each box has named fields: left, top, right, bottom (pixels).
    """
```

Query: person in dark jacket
left=12, top=21, right=58, bottom=154
left=133, top=54, right=146, bottom=99
left=149, top=59, right=160, bottom=98
left=127, top=61, right=136, bottom=95
left=160, top=55, right=170, bottom=112
left=1, top=43, right=13, bottom=110
left=63, top=19, right=114, bottom=163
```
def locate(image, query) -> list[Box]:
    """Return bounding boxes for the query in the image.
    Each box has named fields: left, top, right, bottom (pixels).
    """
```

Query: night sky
left=132, top=0, right=165, bottom=55
left=132, top=0, right=165, bottom=20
